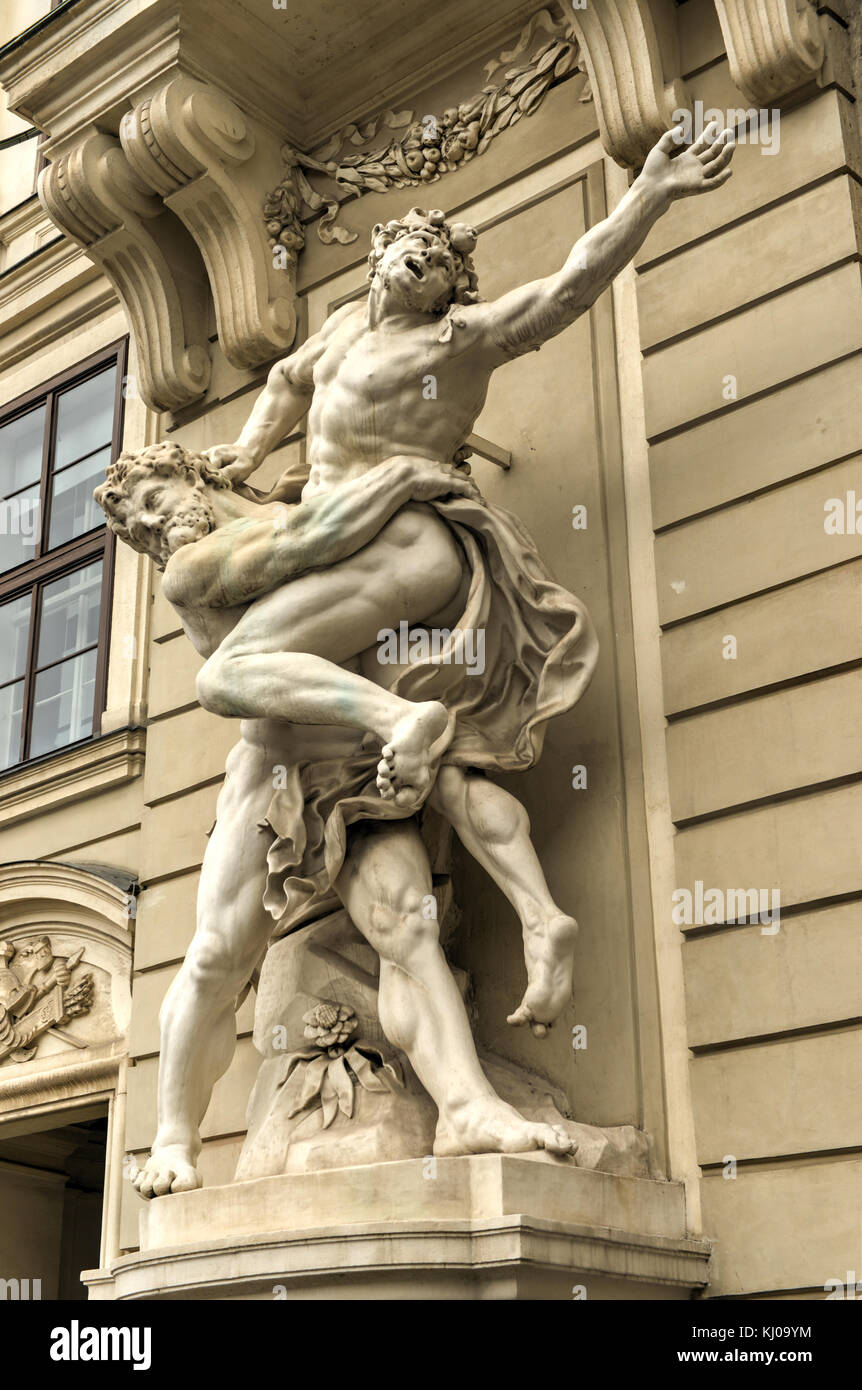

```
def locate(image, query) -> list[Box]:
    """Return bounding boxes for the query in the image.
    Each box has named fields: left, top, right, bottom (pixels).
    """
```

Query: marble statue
left=95, top=122, right=734, bottom=1197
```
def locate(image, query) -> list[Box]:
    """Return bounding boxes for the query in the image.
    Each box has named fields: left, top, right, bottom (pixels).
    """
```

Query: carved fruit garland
left=264, top=11, right=590, bottom=259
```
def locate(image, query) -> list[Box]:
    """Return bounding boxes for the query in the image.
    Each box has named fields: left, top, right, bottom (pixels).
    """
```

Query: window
left=0, top=342, right=126, bottom=772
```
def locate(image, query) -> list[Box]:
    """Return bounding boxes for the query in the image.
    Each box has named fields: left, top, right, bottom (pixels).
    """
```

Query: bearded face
left=125, top=475, right=216, bottom=567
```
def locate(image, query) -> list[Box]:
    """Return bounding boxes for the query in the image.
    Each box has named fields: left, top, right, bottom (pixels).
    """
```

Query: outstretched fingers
left=689, top=120, right=724, bottom=158
left=702, top=131, right=736, bottom=177
left=657, top=125, right=687, bottom=156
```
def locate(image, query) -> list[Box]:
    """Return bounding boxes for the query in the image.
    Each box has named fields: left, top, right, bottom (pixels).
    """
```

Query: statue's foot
left=131, top=1143, right=202, bottom=1199
left=376, top=701, right=453, bottom=810
left=434, top=1096, right=577, bottom=1159
left=507, top=913, right=578, bottom=1038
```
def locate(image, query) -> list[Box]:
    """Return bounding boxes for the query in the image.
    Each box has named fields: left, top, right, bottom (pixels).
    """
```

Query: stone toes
left=531, top=1020, right=550, bottom=1039
left=542, top=1127, right=576, bottom=1157
left=151, top=1170, right=175, bottom=1197
left=377, top=758, right=392, bottom=777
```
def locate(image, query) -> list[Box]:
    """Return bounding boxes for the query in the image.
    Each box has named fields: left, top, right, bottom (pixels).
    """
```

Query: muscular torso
left=303, top=306, right=492, bottom=496
left=169, top=309, right=493, bottom=659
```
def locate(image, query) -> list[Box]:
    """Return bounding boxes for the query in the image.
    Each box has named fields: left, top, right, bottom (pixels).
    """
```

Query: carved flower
left=302, top=1001, right=357, bottom=1056
left=278, top=1010, right=404, bottom=1131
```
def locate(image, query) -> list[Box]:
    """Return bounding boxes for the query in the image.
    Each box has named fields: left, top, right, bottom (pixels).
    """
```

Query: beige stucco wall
left=630, top=0, right=862, bottom=1298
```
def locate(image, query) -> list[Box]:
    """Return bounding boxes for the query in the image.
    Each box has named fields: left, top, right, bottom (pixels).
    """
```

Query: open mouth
left=404, top=255, right=425, bottom=280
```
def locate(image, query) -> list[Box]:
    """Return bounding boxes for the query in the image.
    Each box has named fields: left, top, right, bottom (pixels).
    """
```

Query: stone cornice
left=0, top=859, right=134, bottom=936
left=0, top=1043, right=123, bottom=1118
left=0, top=194, right=49, bottom=247
left=0, top=726, right=145, bottom=831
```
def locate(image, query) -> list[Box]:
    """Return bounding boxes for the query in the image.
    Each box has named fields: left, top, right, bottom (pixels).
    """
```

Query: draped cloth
left=260, top=494, right=599, bottom=937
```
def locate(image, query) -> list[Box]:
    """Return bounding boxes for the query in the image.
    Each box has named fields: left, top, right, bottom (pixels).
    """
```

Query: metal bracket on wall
left=466, top=433, right=512, bottom=470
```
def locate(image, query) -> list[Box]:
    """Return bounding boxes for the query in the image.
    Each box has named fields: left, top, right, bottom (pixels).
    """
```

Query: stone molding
left=0, top=194, right=51, bottom=259
left=0, top=1044, right=123, bottom=1118
left=86, top=1157, right=711, bottom=1299
left=38, top=131, right=212, bottom=413
left=0, top=237, right=115, bottom=378
left=0, top=727, right=145, bottom=831
left=120, top=76, right=297, bottom=373
left=568, top=0, right=689, bottom=167
left=88, top=1217, right=713, bottom=1299
left=713, top=0, right=827, bottom=105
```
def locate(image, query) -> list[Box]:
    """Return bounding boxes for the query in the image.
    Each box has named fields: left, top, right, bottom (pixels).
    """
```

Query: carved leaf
left=480, top=91, right=500, bottom=127
left=328, top=1055, right=355, bottom=1118
left=287, top=1053, right=328, bottom=1117
left=534, top=40, right=566, bottom=76
left=348, top=1046, right=404, bottom=1094
left=320, top=1084, right=339, bottom=1128
left=509, top=69, right=543, bottom=97
left=491, top=105, right=517, bottom=135
left=518, top=79, right=549, bottom=114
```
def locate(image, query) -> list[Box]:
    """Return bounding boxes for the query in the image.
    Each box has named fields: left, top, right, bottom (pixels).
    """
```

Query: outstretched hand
left=641, top=122, right=735, bottom=203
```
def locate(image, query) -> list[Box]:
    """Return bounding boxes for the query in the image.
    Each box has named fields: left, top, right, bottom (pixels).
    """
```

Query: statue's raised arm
left=467, top=123, right=734, bottom=363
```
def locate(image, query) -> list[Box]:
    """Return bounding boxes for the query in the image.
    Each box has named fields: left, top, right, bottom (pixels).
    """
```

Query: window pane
left=0, top=593, right=32, bottom=686
left=48, top=446, right=110, bottom=549
left=0, top=404, right=45, bottom=497
left=0, top=680, right=24, bottom=772
left=29, top=648, right=97, bottom=758
left=37, top=561, right=103, bottom=667
left=0, top=483, right=41, bottom=575
left=54, top=368, right=116, bottom=470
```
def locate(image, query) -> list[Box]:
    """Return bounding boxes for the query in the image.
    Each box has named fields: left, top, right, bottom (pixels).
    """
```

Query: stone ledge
left=87, top=1214, right=710, bottom=1301
left=84, top=1155, right=711, bottom=1300
left=142, top=1153, right=686, bottom=1248
left=0, top=727, right=145, bottom=830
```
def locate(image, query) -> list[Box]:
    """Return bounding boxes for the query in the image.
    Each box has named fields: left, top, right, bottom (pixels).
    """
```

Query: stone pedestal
left=84, top=1155, right=710, bottom=1300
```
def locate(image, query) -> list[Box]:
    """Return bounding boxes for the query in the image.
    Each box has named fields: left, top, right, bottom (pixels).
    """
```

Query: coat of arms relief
left=0, top=936, right=94, bottom=1065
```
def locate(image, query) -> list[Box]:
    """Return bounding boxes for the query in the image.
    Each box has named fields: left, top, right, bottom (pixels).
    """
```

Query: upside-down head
left=94, top=441, right=228, bottom=569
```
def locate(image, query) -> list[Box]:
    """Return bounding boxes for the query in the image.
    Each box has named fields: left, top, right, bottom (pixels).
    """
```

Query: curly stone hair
left=94, top=440, right=228, bottom=545
left=367, top=207, right=479, bottom=310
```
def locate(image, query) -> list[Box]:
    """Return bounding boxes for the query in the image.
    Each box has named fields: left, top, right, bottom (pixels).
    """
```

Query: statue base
left=83, top=1155, right=711, bottom=1300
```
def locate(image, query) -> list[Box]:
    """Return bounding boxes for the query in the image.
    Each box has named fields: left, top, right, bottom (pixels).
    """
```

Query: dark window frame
left=0, top=338, right=128, bottom=771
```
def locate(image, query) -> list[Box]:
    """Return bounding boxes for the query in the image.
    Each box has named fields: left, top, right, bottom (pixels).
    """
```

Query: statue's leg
left=195, top=506, right=467, bottom=809
left=335, top=819, right=577, bottom=1160
left=429, top=766, right=577, bottom=1039
left=133, top=728, right=280, bottom=1198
